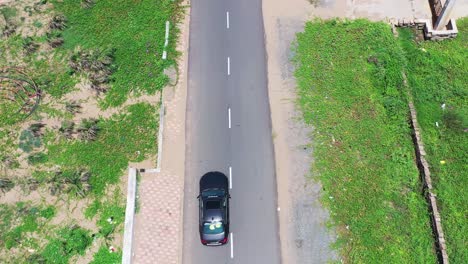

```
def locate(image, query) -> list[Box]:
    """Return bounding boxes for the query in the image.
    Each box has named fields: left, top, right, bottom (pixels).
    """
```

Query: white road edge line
left=122, top=168, right=137, bottom=264
left=226, top=11, right=230, bottom=29
left=230, top=232, right=234, bottom=259
left=228, top=108, right=231, bottom=128
left=229, top=166, right=232, bottom=189
left=227, top=57, right=230, bottom=76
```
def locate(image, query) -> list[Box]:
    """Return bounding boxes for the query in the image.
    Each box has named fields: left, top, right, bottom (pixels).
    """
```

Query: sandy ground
left=262, top=0, right=467, bottom=263
left=452, top=0, right=468, bottom=18
left=0, top=0, right=13, bottom=5
left=263, top=1, right=338, bottom=263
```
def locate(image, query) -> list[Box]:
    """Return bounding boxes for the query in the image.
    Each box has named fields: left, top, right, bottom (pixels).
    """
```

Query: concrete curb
left=122, top=168, right=137, bottom=264
left=155, top=103, right=165, bottom=172
left=162, top=21, right=170, bottom=60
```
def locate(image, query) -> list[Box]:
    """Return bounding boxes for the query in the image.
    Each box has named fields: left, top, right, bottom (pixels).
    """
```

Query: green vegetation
left=18, top=129, right=42, bottom=153
left=91, top=246, right=122, bottom=264
left=0, top=203, right=55, bottom=251
left=41, top=226, right=92, bottom=264
left=1, top=0, right=182, bottom=262
left=293, top=19, right=436, bottom=262
left=96, top=201, right=125, bottom=237
left=0, top=6, right=17, bottom=20
left=46, top=102, right=158, bottom=195
left=398, top=18, right=468, bottom=263
left=53, top=0, right=183, bottom=107
left=28, top=152, right=48, bottom=164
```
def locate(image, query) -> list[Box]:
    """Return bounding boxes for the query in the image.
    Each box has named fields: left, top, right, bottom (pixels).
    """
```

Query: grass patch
left=293, top=19, right=436, bottom=262
left=398, top=18, right=468, bottom=263
left=46, top=102, right=158, bottom=195
left=41, top=226, right=92, bottom=264
left=90, top=245, right=122, bottom=264
left=52, top=0, right=183, bottom=107
left=0, top=6, right=17, bottom=21
left=0, top=202, right=55, bottom=251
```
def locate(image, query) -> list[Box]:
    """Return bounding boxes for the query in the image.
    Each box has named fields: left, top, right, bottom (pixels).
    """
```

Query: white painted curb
left=155, top=104, right=165, bottom=172
left=122, top=168, right=137, bottom=264
left=162, top=21, right=170, bottom=60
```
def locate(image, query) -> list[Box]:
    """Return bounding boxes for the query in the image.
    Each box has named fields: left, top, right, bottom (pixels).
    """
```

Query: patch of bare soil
left=263, top=0, right=338, bottom=263
left=63, top=81, right=161, bottom=121
left=0, top=0, right=14, bottom=5
left=349, top=0, right=431, bottom=21
left=452, top=1, right=468, bottom=18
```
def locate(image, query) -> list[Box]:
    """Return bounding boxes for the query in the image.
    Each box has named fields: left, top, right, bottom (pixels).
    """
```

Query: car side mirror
left=197, top=195, right=200, bottom=199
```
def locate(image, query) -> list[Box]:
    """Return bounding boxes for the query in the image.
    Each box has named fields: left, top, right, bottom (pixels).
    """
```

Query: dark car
left=198, top=171, right=230, bottom=246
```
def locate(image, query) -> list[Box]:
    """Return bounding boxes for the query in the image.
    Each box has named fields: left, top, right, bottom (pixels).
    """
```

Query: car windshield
left=203, top=222, right=224, bottom=234
left=202, top=189, right=225, bottom=198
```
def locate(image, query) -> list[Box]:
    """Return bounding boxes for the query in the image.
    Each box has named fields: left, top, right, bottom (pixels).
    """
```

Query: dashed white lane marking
left=227, top=57, right=231, bottom=76
left=226, top=11, right=230, bottom=29
left=230, top=232, right=234, bottom=258
left=229, top=166, right=232, bottom=189
left=228, top=108, right=231, bottom=128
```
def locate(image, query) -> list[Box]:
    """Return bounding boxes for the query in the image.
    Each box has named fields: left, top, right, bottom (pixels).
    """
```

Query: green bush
left=0, top=7, right=17, bottom=21
left=41, top=226, right=92, bottom=263
left=1, top=203, right=44, bottom=249
left=40, top=206, right=56, bottom=220
left=91, top=246, right=121, bottom=264
left=97, top=203, right=124, bottom=238
left=27, top=152, right=48, bottom=164
left=84, top=200, right=101, bottom=219
left=442, top=110, right=465, bottom=132
left=19, top=130, right=42, bottom=153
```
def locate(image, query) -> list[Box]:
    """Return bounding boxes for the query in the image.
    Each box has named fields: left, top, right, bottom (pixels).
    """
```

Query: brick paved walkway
left=132, top=171, right=184, bottom=264
left=131, top=3, right=189, bottom=262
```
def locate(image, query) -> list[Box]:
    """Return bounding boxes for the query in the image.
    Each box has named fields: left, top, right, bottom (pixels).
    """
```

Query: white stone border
left=122, top=168, right=137, bottom=264
left=162, top=21, right=170, bottom=60
left=155, top=103, right=165, bottom=172
left=139, top=102, right=165, bottom=174
left=390, top=18, right=458, bottom=40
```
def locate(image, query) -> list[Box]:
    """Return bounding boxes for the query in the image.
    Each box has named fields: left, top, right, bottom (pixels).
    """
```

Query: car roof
left=200, top=171, right=228, bottom=192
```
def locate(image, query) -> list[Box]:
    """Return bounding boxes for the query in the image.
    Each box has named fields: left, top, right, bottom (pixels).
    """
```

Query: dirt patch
left=263, top=0, right=338, bottom=263
left=63, top=82, right=161, bottom=121
left=348, top=0, right=431, bottom=21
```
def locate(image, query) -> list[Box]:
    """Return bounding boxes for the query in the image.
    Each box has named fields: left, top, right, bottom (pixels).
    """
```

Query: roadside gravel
left=263, top=1, right=338, bottom=263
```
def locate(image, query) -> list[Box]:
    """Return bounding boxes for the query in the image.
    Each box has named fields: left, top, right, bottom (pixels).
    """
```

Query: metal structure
left=435, top=0, right=456, bottom=30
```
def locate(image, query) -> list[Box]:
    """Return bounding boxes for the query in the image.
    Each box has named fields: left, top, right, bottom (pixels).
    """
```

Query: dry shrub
left=69, top=47, right=115, bottom=94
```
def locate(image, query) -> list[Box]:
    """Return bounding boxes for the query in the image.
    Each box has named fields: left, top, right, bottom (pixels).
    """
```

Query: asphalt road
left=183, top=0, right=281, bottom=263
